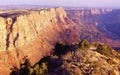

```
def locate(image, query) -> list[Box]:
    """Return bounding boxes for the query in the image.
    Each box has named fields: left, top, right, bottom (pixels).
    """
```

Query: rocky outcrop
left=43, top=42, right=120, bottom=75
left=61, top=49, right=120, bottom=75
left=0, top=7, right=79, bottom=75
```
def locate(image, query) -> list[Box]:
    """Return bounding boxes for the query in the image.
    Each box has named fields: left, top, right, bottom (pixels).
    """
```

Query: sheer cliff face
left=0, top=7, right=79, bottom=75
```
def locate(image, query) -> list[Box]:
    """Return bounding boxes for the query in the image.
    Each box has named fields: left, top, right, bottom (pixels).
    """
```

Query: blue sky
left=0, top=0, right=120, bottom=8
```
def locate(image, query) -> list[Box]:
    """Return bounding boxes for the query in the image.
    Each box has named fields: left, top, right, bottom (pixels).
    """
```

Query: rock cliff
left=66, top=8, right=120, bottom=49
left=66, top=8, right=112, bottom=26
left=0, top=7, right=79, bottom=75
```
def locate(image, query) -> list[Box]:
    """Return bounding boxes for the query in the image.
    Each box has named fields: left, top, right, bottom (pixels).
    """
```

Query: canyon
left=66, top=8, right=120, bottom=49
left=0, top=7, right=120, bottom=75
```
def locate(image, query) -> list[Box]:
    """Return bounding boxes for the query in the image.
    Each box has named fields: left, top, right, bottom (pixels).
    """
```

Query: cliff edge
left=0, top=7, right=79, bottom=75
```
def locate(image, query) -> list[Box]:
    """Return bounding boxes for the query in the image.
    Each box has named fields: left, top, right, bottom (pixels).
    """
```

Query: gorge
left=0, top=7, right=120, bottom=75
left=66, top=8, right=120, bottom=50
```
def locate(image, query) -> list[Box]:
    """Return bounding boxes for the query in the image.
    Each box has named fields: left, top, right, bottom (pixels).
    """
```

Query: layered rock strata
left=0, top=7, right=79, bottom=75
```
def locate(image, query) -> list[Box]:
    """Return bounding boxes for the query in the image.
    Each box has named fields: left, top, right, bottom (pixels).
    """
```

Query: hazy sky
left=1, top=0, right=120, bottom=8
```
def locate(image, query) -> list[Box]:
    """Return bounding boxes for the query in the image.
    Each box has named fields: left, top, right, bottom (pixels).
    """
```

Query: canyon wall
left=0, top=7, right=79, bottom=75
left=66, top=8, right=112, bottom=26
left=66, top=8, right=120, bottom=48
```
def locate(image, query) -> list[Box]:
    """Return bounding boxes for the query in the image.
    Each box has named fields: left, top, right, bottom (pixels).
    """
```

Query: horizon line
left=0, top=4, right=120, bottom=9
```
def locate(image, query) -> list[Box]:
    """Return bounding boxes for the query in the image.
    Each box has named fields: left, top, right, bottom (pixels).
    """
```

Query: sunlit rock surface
left=0, top=7, right=79, bottom=75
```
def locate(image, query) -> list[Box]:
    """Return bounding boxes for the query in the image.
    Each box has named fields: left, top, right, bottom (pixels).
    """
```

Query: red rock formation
left=0, top=7, right=79, bottom=75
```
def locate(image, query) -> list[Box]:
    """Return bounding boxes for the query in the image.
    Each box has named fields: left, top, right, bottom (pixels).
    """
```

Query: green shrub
left=10, top=59, right=48, bottom=75
left=30, top=62, right=48, bottom=75
left=96, top=44, right=112, bottom=57
left=78, top=39, right=90, bottom=49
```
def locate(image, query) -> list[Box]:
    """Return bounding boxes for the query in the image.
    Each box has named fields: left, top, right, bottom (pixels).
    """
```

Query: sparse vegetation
left=10, top=40, right=120, bottom=75
left=78, top=39, right=91, bottom=49
left=10, top=58, right=48, bottom=75
left=96, top=44, right=112, bottom=57
left=29, top=62, right=48, bottom=75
